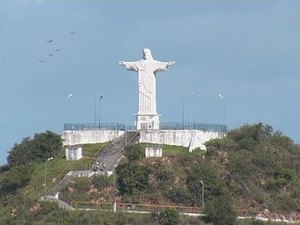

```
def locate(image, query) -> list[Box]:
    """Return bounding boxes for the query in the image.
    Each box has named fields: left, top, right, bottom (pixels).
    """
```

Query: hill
left=0, top=124, right=299, bottom=225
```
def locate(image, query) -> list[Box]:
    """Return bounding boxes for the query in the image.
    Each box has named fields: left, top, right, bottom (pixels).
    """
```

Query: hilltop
left=0, top=124, right=299, bottom=225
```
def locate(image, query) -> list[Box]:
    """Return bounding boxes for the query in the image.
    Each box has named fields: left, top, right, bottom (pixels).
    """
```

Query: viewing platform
left=64, top=122, right=227, bottom=133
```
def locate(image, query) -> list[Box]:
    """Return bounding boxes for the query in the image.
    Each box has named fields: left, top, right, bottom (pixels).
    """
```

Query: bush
left=125, top=144, right=144, bottom=162
left=167, top=187, right=193, bottom=205
left=204, top=196, right=236, bottom=225
left=116, top=162, right=151, bottom=196
left=186, top=163, right=226, bottom=205
left=92, top=175, right=112, bottom=190
left=276, top=194, right=300, bottom=211
left=152, top=208, right=179, bottom=225
left=152, top=161, right=174, bottom=190
left=0, top=164, right=33, bottom=197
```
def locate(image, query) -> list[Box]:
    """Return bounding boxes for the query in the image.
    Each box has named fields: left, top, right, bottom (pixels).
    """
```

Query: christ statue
left=118, top=49, right=175, bottom=119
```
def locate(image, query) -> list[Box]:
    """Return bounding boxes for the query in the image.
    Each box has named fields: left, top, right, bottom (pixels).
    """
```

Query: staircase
left=90, top=131, right=140, bottom=173
left=46, top=131, right=140, bottom=196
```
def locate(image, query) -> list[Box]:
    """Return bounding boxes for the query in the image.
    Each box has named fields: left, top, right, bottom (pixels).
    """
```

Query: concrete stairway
left=47, top=131, right=140, bottom=196
left=90, top=131, right=140, bottom=173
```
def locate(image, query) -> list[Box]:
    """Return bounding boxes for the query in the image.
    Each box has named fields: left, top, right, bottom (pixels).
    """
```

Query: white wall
left=65, top=146, right=82, bottom=160
left=62, top=129, right=224, bottom=151
left=139, top=130, right=223, bottom=151
left=62, top=130, right=124, bottom=146
left=145, top=145, right=162, bottom=158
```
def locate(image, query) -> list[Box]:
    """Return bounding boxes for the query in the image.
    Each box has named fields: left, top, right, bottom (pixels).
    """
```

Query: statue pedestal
left=136, top=113, right=160, bottom=130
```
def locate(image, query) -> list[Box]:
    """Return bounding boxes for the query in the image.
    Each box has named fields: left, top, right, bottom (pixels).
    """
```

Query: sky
left=1, top=0, right=300, bottom=165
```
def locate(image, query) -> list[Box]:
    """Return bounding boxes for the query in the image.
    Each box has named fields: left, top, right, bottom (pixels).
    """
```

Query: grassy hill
left=0, top=124, right=299, bottom=225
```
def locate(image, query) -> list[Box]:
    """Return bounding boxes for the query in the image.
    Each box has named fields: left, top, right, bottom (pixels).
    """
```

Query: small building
left=145, top=144, right=162, bottom=158
left=65, top=145, right=83, bottom=160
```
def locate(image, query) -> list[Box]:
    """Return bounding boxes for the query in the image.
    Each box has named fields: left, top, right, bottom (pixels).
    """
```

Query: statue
left=118, top=48, right=175, bottom=130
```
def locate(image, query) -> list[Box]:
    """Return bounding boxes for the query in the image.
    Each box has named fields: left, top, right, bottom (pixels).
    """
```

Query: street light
left=99, top=96, right=103, bottom=128
left=218, top=94, right=225, bottom=125
left=200, top=180, right=204, bottom=209
left=191, top=91, right=195, bottom=123
left=182, top=101, right=185, bottom=129
left=112, top=167, right=117, bottom=213
left=66, top=93, right=72, bottom=123
left=94, top=94, right=97, bottom=127
left=44, top=157, right=53, bottom=193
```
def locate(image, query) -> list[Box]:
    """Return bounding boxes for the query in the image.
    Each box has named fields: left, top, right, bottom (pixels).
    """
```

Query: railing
left=87, top=142, right=111, bottom=170
left=117, top=202, right=201, bottom=214
left=64, top=122, right=227, bottom=132
left=72, top=201, right=201, bottom=214
left=89, top=132, right=140, bottom=172
left=64, top=123, right=126, bottom=131
left=160, top=122, right=227, bottom=132
left=46, top=164, right=71, bottom=195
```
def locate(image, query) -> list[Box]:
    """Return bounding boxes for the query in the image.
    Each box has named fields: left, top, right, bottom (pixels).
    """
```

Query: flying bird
left=46, top=40, right=53, bottom=43
left=48, top=54, right=54, bottom=56
left=55, top=48, right=61, bottom=52
left=218, top=94, right=224, bottom=99
left=37, top=60, right=44, bottom=63
left=67, top=94, right=73, bottom=98
left=69, top=31, right=76, bottom=34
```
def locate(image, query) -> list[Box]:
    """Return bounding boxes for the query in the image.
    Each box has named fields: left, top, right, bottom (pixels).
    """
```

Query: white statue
left=118, top=49, right=175, bottom=130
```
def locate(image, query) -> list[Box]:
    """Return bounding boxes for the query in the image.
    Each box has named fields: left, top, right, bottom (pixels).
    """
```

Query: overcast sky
left=1, top=0, right=300, bottom=164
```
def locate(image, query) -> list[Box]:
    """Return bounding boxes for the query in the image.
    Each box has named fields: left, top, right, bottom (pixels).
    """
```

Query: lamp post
left=66, top=93, right=72, bottom=123
left=200, top=180, right=204, bottom=209
left=182, top=101, right=185, bottom=129
left=218, top=94, right=225, bottom=125
left=44, top=157, right=53, bottom=193
left=94, top=94, right=97, bottom=127
left=191, top=91, right=195, bottom=124
left=99, top=96, right=103, bottom=128
left=112, top=167, right=117, bottom=213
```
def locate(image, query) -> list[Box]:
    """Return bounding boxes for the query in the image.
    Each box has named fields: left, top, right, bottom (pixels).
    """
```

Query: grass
left=162, top=144, right=189, bottom=157
left=23, top=143, right=193, bottom=201
left=23, top=142, right=108, bottom=200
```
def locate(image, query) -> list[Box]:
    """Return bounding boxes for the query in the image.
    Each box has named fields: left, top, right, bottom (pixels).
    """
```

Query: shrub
left=167, top=187, right=193, bottom=205
left=152, top=208, right=179, bottom=225
left=92, top=175, right=112, bottom=190
left=152, top=162, right=174, bottom=190
left=116, top=162, right=151, bottom=196
left=125, top=144, right=144, bottom=162
left=204, top=196, right=236, bottom=225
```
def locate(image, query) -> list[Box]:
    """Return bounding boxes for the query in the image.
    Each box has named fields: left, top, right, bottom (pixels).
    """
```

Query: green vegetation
left=0, top=124, right=299, bottom=224
left=152, top=208, right=180, bottom=225
left=206, top=123, right=300, bottom=212
left=124, top=144, right=145, bottom=161
left=204, top=196, right=236, bottom=225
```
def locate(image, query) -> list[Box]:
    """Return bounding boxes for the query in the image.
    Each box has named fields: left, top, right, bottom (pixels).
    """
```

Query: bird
left=46, top=40, right=53, bottom=43
left=69, top=31, right=76, bottom=34
left=55, top=48, right=61, bottom=52
left=37, top=59, right=44, bottom=63
left=48, top=54, right=54, bottom=56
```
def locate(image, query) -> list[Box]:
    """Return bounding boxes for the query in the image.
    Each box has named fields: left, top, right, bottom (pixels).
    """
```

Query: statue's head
left=143, top=48, right=153, bottom=60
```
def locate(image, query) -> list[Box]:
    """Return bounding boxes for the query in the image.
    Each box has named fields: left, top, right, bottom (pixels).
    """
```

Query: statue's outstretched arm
left=118, top=61, right=140, bottom=71
left=118, top=61, right=126, bottom=66
left=167, top=61, right=176, bottom=66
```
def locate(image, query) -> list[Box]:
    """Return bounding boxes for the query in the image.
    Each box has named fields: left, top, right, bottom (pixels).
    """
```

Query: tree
left=186, top=163, right=226, bottom=205
left=116, top=162, right=151, bottom=196
left=125, top=144, right=144, bottom=162
left=7, top=131, right=62, bottom=166
left=204, top=196, right=236, bottom=225
left=0, top=164, right=33, bottom=198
